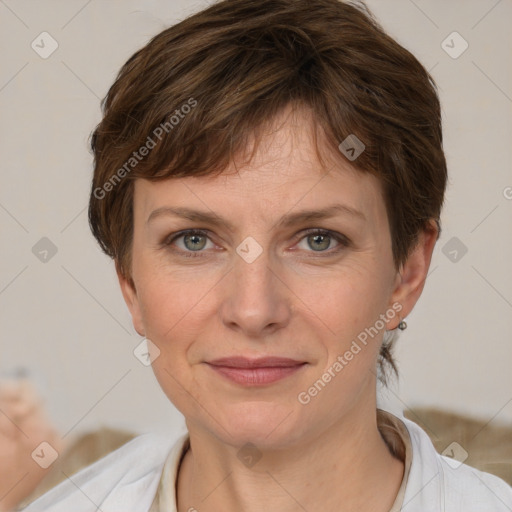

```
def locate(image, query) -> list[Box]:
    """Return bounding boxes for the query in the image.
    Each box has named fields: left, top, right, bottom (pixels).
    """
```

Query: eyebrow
left=146, top=204, right=365, bottom=230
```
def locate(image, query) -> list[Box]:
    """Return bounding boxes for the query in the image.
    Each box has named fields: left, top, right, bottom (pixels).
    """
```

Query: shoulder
left=19, top=431, right=186, bottom=512
left=398, top=413, right=512, bottom=511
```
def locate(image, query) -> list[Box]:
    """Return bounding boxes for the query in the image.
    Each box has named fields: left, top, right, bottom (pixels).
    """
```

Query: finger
left=0, top=408, right=24, bottom=439
left=0, top=383, right=23, bottom=400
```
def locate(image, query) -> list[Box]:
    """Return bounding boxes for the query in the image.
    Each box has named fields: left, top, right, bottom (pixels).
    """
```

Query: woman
left=20, top=0, right=512, bottom=510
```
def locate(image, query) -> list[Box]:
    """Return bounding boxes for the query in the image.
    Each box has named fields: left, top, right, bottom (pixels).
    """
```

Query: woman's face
left=119, top=105, right=431, bottom=450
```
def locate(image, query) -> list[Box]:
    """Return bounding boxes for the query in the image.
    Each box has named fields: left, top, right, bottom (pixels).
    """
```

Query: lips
left=205, top=357, right=307, bottom=386
left=207, top=356, right=306, bottom=368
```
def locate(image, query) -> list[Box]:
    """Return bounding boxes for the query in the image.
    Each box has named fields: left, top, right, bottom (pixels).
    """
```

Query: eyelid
left=294, top=228, right=350, bottom=246
left=163, top=229, right=215, bottom=252
left=163, top=228, right=350, bottom=257
left=290, top=229, right=350, bottom=257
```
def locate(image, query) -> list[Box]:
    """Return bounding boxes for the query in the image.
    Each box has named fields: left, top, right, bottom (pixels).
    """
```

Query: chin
left=208, top=401, right=306, bottom=450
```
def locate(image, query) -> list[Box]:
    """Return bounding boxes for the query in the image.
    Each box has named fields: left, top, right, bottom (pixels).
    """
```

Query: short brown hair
left=88, top=0, right=447, bottom=383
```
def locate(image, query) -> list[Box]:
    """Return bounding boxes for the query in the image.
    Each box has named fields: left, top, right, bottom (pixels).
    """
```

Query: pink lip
left=206, top=357, right=307, bottom=386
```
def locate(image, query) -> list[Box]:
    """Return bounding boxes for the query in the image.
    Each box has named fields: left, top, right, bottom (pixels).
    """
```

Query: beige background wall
left=1, top=0, right=511, bottom=439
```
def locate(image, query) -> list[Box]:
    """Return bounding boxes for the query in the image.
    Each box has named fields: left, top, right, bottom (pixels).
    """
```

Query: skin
left=0, top=380, right=67, bottom=512
left=118, top=103, right=438, bottom=512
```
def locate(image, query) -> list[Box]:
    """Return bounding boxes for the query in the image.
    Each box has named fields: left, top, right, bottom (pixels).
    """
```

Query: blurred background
left=1, top=0, right=511, bottom=446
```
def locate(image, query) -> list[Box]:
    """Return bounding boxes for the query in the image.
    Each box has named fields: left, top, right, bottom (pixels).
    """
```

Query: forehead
left=134, top=104, right=385, bottom=227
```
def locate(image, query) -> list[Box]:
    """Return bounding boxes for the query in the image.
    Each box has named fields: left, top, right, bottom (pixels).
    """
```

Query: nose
left=219, top=245, right=292, bottom=339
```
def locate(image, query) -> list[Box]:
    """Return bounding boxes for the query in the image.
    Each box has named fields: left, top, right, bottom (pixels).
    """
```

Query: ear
left=116, top=262, right=145, bottom=337
left=388, top=221, right=438, bottom=329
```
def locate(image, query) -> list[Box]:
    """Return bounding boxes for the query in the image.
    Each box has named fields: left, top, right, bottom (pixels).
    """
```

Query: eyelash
left=162, top=229, right=350, bottom=259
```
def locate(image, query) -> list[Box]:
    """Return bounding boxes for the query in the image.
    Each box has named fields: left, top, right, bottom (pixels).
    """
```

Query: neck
left=176, top=404, right=404, bottom=512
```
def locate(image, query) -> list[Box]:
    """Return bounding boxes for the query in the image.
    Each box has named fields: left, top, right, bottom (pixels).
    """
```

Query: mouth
left=205, top=357, right=308, bottom=386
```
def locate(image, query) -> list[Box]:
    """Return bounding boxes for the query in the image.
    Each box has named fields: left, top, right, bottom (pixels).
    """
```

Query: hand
left=0, top=379, right=67, bottom=512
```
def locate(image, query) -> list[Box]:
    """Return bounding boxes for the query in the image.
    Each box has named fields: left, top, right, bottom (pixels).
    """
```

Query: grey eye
left=183, top=233, right=208, bottom=251
left=305, top=233, right=334, bottom=251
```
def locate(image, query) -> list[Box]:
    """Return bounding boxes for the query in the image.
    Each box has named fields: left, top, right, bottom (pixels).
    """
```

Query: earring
left=398, top=319, right=407, bottom=331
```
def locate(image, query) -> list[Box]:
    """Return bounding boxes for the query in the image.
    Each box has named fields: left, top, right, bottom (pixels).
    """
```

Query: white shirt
left=19, top=409, right=512, bottom=512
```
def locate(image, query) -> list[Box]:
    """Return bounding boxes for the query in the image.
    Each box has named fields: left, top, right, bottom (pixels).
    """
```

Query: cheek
left=295, top=262, right=391, bottom=344
left=138, top=279, right=202, bottom=345
left=134, top=248, right=207, bottom=328
left=295, top=269, right=389, bottom=416
left=135, top=270, right=210, bottom=406
left=134, top=256, right=222, bottom=371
